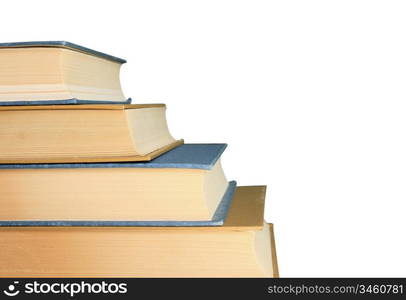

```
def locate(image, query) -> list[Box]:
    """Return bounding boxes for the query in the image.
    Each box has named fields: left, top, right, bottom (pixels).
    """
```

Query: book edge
left=0, top=102, right=166, bottom=111
left=0, top=41, right=126, bottom=63
left=0, top=99, right=132, bottom=106
left=0, top=181, right=237, bottom=227
left=269, top=223, right=279, bottom=278
left=0, top=139, right=184, bottom=164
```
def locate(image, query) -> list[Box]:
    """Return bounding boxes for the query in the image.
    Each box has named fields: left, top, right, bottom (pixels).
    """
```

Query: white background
left=3, top=0, right=406, bottom=277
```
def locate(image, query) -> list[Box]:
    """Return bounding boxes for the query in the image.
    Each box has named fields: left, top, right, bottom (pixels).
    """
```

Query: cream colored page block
left=0, top=84, right=72, bottom=101
left=61, top=49, right=121, bottom=89
left=203, top=160, right=228, bottom=216
left=61, top=49, right=125, bottom=100
left=0, top=110, right=136, bottom=159
left=0, top=168, right=211, bottom=221
left=126, top=107, right=176, bottom=155
left=254, top=224, right=274, bottom=277
left=0, top=48, right=63, bottom=85
left=0, top=47, right=125, bottom=101
left=0, top=228, right=274, bottom=277
left=61, top=85, right=125, bottom=100
left=0, top=48, right=67, bottom=100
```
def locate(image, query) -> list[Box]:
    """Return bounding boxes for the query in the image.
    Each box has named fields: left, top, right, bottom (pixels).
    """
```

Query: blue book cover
left=0, top=144, right=236, bottom=227
left=0, top=41, right=126, bottom=63
left=0, top=98, right=132, bottom=106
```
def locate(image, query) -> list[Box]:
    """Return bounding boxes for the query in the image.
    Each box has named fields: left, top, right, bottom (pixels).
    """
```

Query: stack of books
left=0, top=41, right=278, bottom=277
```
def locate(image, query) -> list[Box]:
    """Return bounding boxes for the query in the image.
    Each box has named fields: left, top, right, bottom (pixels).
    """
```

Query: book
left=0, top=144, right=234, bottom=225
left=0, top=186, right=278, bottom=278
left=0, top=41, right=130, bottom=105
left=0, top=104, right=182, bottom=163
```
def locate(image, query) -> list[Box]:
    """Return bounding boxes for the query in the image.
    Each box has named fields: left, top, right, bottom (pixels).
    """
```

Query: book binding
left=0, top=98, right=132, bottom=106
left=0, top=181, right=237, bottom=227
left=0, top=41, right=126, bottom=63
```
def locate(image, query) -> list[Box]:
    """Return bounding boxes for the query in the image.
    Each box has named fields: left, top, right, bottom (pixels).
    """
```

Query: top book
left=0, top=41, right=130, bottom=105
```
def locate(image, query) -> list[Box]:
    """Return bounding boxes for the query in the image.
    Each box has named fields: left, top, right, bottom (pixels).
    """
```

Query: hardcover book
left=0, top=144, right=235, bottom=226
left=0, top=104, right=182, bottom=163
left=0, top=41, right=130, bottom=105
left=0, top=186, right=278, bottom=278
